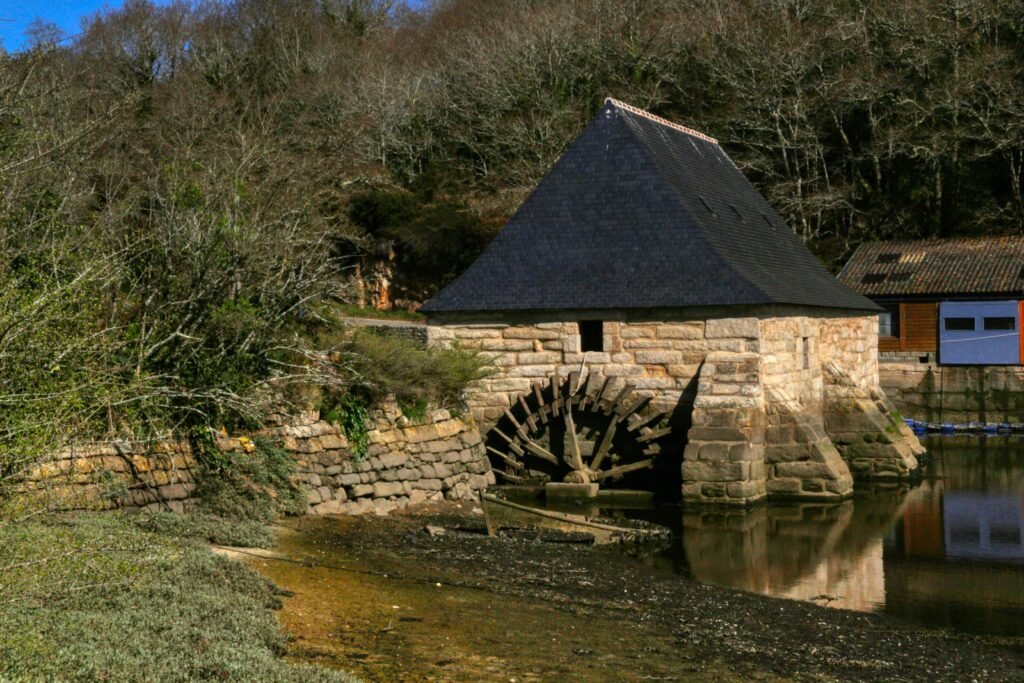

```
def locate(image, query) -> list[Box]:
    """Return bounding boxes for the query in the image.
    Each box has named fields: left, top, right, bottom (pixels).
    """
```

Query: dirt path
left=249, top=503, right=1024, bottom=682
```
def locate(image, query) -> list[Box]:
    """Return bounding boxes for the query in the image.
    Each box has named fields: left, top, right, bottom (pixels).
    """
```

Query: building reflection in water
left=677, top=436, right=1024, bottom=634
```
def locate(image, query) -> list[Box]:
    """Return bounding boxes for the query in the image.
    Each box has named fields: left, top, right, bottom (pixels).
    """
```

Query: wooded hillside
left=2, top=0, right=1023, bottom=453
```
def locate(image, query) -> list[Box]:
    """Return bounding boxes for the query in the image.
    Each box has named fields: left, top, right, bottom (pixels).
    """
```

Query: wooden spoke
left=616, top=396, right=652, bottom=423
left=532, top=384, right=548, bottom=424
left=549, top=374, right=561, bottom=417
left=493, top=469, right=526, bottom=483
left=486, top=373, right=673, bottom=491
left=577, top=372, right=596, bottom=411
left=563, top=404, right=585, bottom=474
left=520, top=437, right=559, bottom=465
left=584, top=376, right=612, bottom=413
left=627, top=410, right=667, bottom=433
left=637, top=426, right=673, bottom=443
left=492, top=428, right=525, bottom=457
left=568, top=370, right=580, bottom=397
left=487, top=446, right=526, bottom=471
left=517, top=395, right=538, bottom=432
left=589, top=414, right=618, bottom=471
left=590, top=458, right=654, bottom=481
left=602, top=383, right=634, bottom=414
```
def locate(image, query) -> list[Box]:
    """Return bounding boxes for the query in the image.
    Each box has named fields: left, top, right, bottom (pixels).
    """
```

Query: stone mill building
left=421, top=98, right=923, bottom=505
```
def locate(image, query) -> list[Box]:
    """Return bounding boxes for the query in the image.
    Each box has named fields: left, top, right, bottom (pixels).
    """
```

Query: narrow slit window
left=944, top=317, right=976, bottom=331
left=579, top=320, right=604, bottom=352
left=984, top=317, right=1016, bottom=331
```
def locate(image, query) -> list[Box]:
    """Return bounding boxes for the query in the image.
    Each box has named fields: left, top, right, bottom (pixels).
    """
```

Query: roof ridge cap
left=605, top=97, right=718, bottom=144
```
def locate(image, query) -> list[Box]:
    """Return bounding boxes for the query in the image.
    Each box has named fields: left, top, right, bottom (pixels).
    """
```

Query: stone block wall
left=879, top=361, right=1024, bottom=424
left=428, top=317, right=758, bottom=428
left=682, top=352, right=767, bottom=505
left=430, top=309, right=922, bottom=504
left=12, top=442, right=199, bottom=514
left=277, top=407, right=493, bottom=516
left=12, top=405, right=492, bottom=516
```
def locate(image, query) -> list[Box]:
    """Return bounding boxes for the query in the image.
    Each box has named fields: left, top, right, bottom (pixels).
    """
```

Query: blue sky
left=0, top=1, right=429, bottom=53
left=0, top=1, right=154, bottom=52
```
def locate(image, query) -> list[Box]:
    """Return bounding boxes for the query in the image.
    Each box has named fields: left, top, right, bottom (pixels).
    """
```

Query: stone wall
left=277, top=406, right=493, bottom=516
left=879, top=361, right=1024, bottom=424
left=428, top=315, right=760, bottom=427
left=12, top=405, right=492, bottom=516
left=430, top=309, right=922, bottom=504
left=12, top=441, right=200, bottom=514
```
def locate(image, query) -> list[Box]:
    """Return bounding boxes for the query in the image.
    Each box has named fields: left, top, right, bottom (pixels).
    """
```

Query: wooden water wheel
left=486, top=371, right=675, bottom=489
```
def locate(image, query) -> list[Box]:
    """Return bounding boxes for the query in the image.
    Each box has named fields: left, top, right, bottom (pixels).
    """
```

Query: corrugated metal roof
left=421, top=100, right=877, bottom=314
left=838, top=236, right=1024, bottom=297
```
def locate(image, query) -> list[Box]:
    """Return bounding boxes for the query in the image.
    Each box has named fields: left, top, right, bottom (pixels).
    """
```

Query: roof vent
left=698, top=196, right=716, bottom=215
left=876, top=253, right=900, bottom=264
left=888, top=271, right=912, bottom=282
left=861, top=273, right=887, bottom=284
left=729, top=204, right=745, bottom=222
left=761, top=213, right=776, bottom=231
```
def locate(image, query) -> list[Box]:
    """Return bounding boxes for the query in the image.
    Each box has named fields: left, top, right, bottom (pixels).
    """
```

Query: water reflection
left=676, top=436, right=1024, bottom=635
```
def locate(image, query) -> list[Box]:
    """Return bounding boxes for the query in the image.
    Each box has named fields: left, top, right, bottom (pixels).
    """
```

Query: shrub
left=333, top=327, right=490, bottom=409
left=0, top=514, right=357, bottom=682
left=130, top=511, right=276, bottom=548
left=321, top=393, right=370, bottom=459
left=193, top=435, right=307, bottom=523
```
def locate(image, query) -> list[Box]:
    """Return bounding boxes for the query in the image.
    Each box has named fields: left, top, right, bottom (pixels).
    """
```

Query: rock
left=425, top=525, right=446, bottom=537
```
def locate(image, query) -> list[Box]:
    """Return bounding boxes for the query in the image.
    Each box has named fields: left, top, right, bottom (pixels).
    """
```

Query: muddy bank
left=250, top=503, right=1024, bottom=682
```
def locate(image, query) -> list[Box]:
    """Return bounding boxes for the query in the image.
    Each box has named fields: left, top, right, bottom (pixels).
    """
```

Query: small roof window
left=861, top=273, right=887, bottom=284
left=876, top=253, right=901, bottom=264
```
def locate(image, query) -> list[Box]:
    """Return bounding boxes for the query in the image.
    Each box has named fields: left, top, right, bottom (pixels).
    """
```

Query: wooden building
left=422, top=98, right=921, bottom=505
left=838, top=237, right=1024, bottom=365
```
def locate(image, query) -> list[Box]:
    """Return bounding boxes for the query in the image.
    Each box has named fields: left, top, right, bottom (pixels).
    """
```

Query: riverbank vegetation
left=0, top=438, right=358, bottom=680
left=0, top=513, right=357, bottom=682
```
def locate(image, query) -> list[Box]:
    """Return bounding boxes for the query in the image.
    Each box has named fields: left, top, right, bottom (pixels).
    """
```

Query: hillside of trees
left=2, top=0, right=1024, bottom=455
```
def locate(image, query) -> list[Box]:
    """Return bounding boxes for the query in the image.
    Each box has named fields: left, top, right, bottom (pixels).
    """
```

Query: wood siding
left=901, top=302, right=938, bottom=352
left=879, top=334, right=901, bottom=352
left=879, top=301, right=938, bottom=352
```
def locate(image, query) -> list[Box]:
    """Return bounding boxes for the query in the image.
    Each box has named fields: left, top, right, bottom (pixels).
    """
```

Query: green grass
left=333, top=303, right=426, bottom=323
left=0, top=513, right=358, bottom=682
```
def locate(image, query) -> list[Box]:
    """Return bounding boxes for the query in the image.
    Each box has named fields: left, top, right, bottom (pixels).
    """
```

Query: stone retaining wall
left=272, top=406, right=493, bottom=516
left=879, top=361, right=1024, bottom=424
left=12, top=405, right=492, bottom=516
left=12, top=441, right=200, bottom=514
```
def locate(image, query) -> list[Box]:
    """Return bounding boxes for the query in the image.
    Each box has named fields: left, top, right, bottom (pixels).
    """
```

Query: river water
left=669, top=435, right=1024, bottom=636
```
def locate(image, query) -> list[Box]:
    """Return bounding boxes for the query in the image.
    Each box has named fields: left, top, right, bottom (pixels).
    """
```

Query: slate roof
left=838, top=236, right=1024, bottom=298
left=421, top=99, right=877, bottom=315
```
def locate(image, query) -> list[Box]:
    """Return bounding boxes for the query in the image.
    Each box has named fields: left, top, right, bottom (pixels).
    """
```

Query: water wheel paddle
left=486, top=371, right=673, bottom=488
